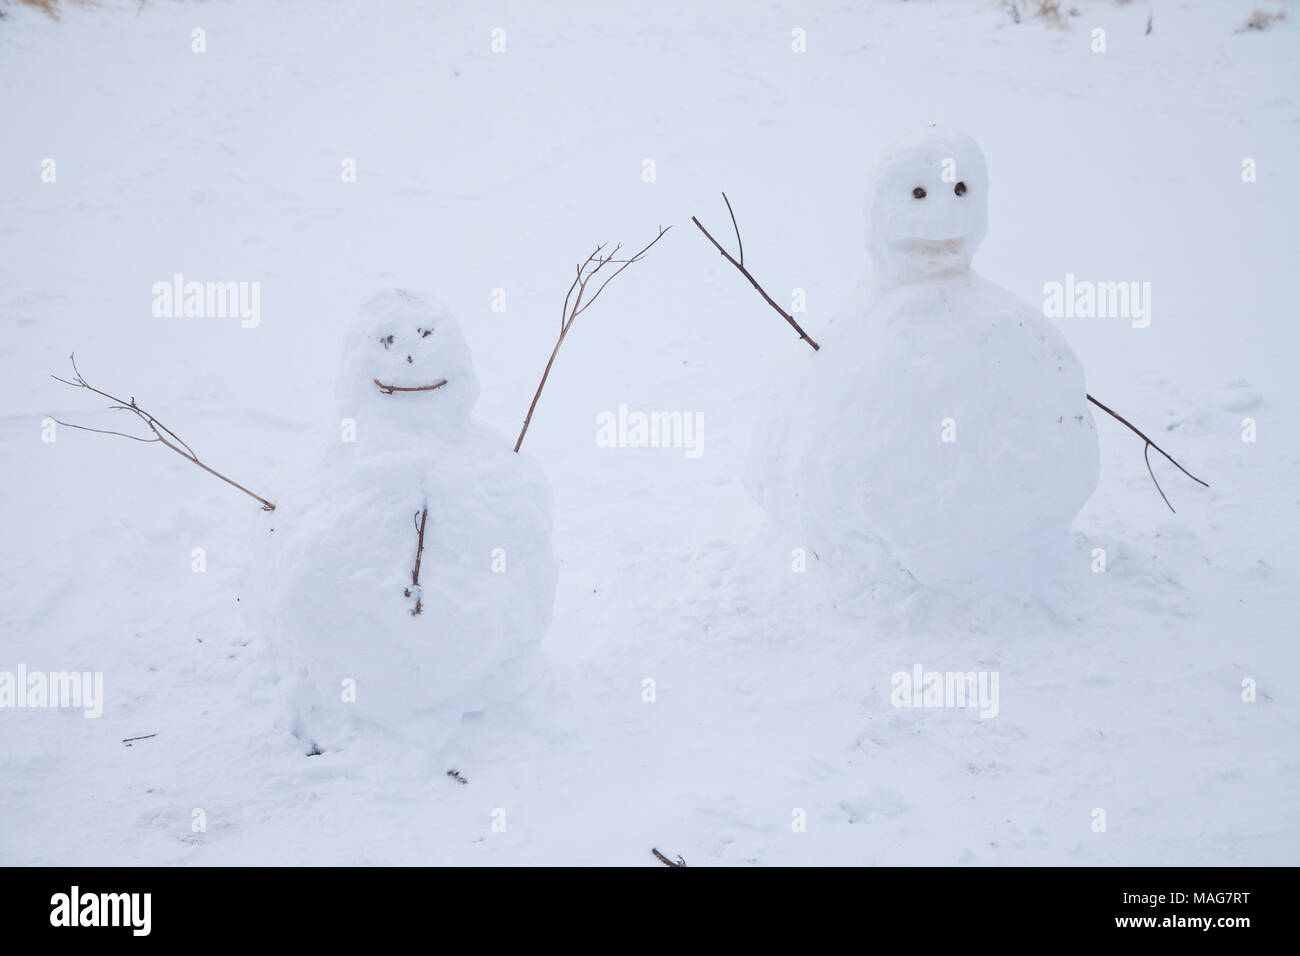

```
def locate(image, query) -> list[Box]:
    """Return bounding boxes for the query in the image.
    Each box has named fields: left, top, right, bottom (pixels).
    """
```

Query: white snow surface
left=1, top=0, right=1297, bottom=866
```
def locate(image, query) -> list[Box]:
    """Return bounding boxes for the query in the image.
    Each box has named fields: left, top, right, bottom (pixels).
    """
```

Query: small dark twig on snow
left=651, top=848, right=687, bottom=867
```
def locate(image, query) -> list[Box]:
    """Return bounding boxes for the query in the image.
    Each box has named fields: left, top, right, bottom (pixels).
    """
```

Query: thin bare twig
left=51, top=421, right=160, bottom=443
left=514, top=225, right=671, bottom=453
left=411, top=507, right=428, bottom=588
left=1086, top=393, right=1208, bottom=513
left=651, top=848, right=686, bottom=867
left=723, top=192, right=743, bottom=267
left=375, top=378, right=448, bottom=395
left=50, top=355, right=276, bottom=511
left=404, top=507, right=429, bottom=615
left=692, top=193, right=819, bottom=351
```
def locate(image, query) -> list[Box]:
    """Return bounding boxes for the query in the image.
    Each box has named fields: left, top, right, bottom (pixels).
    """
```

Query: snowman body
left=752, top=129, right=1098, bottom=587
left=256, top=290, right=555, bottom=751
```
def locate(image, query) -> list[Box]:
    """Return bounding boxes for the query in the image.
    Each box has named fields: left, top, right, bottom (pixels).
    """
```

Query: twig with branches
left=692, top=192, right=820, bottom=351
left=1086, top=393, right=1208, bottom=513
left=50, top=354, right=276, bottom=511
left=513, top=225, right=672, bottom=453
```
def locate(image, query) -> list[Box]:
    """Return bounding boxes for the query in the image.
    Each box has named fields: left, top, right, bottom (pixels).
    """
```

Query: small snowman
left=751, top=127, right=1099, bottom=587
left=253, top=290, right=556, bottom=753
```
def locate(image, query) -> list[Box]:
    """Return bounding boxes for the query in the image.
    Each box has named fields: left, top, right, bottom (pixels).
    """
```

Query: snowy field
left=1, top=0, right=1297, bottom=866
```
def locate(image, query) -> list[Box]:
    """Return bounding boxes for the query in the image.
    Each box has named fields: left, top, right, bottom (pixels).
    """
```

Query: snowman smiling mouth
left=372, top=329, right=449, bottom=394
left=373, top=378, right=448, bottom=395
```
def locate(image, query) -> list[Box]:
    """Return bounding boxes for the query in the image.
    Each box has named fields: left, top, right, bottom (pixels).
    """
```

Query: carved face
left=369, top=322, right=451, bottom=395
left=337, top=289, right=479, bottom=425
left=865, top=128, right=989, bottom=288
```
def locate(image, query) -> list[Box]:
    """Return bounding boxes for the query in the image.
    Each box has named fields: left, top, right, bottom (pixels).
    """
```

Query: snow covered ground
left=1, top=0, right=1297, bottom=865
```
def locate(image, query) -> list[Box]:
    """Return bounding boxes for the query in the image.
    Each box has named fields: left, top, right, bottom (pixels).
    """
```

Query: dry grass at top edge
left=8, top=0, right=103, bottom=21
left=1238, top=9, right=1287, bottom=33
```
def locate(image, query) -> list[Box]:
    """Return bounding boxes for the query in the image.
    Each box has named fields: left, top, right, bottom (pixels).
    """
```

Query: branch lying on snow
left=1086, top=393, right=1208, bottom=513
left=692, top=192, right=820, bottom=351
left=513, top=225, right=672, bottom=453
left=50, top=354, right=277, bottom=511
left=651, top=848, right=687, bottom=867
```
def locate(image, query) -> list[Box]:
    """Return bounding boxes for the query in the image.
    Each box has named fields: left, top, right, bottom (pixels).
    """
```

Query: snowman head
left=865, top=127, right=989, bottom=289
left=337, top=289, right=479, bottom=427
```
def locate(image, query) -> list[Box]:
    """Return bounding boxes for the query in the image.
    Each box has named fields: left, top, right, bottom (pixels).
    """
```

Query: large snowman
left=750, top=128, right=1099, bottom=587
left=254, top=289, right=556, bottom=753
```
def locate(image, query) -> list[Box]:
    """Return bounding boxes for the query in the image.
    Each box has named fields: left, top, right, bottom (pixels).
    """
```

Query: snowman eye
left=912, top=187, right=927, bottom=200
left=954, top=181, right=967, bottom=196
